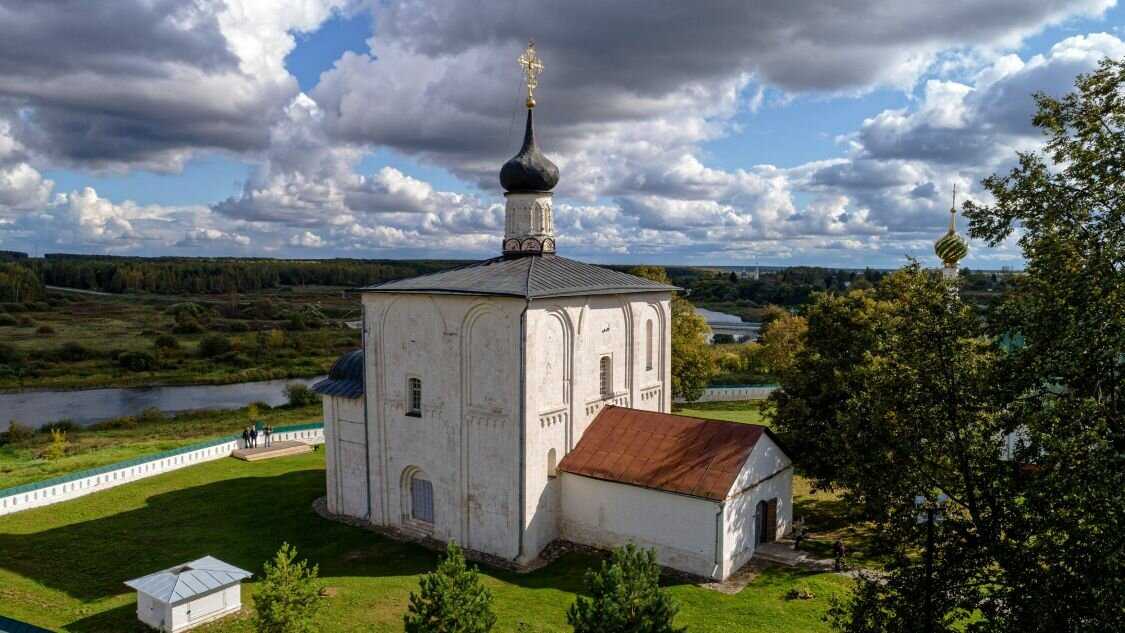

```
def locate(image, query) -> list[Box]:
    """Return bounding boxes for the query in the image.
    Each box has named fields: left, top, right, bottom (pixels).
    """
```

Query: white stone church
left=313, top=46, right=792, bottom=580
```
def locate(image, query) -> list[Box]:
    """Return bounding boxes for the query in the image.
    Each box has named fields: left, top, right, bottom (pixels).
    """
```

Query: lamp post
left=915, top=493, right=948, bottom=633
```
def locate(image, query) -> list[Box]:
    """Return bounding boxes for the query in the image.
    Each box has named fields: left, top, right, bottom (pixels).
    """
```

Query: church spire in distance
left=501, top=40, right=559, bottom=256
left=935, top=186, right=968, bottom=279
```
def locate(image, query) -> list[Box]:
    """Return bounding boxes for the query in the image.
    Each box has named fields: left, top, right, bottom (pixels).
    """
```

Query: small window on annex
left=599, top=355, right=612, bottom=398
left=407, top=377, right=422, bottom=417
left=547, top=448, right=558, bottom=478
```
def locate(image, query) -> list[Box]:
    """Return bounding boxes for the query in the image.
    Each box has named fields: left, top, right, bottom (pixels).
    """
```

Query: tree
left=198, top=334, right=232, bottom=358
left=959, top=57, right=1125, bottom=632
left=253, top=543, right=322, bottom=633
left=781, top=57, right=1125, bottom=633
left=567, top=545, right=684, bottom=633
left=404, top=541, right=496, bottom=633
left=759, top=311, right=807, bottom=377
left=629, top=266, right=715, bottom=401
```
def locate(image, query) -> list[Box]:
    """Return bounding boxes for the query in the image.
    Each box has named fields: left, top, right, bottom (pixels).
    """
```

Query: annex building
left=313, top=43, right=792, bottom=581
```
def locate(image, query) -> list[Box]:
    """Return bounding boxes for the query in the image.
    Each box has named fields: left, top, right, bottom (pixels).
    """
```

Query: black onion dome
left=312, top=349, right=364, bottom=398
left=500, top=109, right=559, bottom=192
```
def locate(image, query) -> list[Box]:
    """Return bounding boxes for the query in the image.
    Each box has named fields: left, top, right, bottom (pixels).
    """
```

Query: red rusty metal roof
left=558, top=406, right=779, bottom=501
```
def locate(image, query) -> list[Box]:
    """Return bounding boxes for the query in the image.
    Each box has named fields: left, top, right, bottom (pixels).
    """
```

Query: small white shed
left=125, top=556, right=252, bottom=632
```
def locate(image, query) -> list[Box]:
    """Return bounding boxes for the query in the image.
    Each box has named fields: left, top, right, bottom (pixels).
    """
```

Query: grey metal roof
left=125, top=556, right=252, bottom=604
left=362, top=255, right=677, bottom=299
left=312, top=349, right=364, bottom=398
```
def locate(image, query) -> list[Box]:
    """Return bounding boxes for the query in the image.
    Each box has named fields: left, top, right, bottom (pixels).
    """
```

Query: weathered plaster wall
left=520, top=292, right=671, bottom=560
left=560, top=473, right=722, bottom=579
left=722, top=434, right=793, bottom=577
left=362, top=293, right=524, bottom=560
left=323, top=396, right=367, bottom=519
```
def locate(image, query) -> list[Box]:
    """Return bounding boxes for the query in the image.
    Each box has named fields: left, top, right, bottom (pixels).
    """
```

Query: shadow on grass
left=794, top=493, right=884, bottom=566
left=65, top=603, right=150, bottom=633
left=0, top=469, right=436, bottom=604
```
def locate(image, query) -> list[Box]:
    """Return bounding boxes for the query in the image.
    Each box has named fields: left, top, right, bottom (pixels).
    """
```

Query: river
left=0, top=376, right=326, bottom=430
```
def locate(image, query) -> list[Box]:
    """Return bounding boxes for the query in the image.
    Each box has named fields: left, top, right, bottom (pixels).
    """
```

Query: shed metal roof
left=361, top=254, right=677, bottom=299
left=558, top=406, right=789, bottom=501
left=125, top=556, right=251, bottom=604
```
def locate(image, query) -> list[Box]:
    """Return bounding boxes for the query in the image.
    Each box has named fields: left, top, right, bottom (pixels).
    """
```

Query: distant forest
left=20, top=255, right=467, bottom=295
left=0, top=255, right=1016, bottom=314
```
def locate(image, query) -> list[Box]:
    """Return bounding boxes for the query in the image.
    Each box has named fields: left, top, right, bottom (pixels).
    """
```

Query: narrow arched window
left=407, top=377, right=422, bottom=417
left=645, top=319, right=654, bottom=371
left=547, top=448, right=558, bottom=478
left=599, top=355, right=612, bottom=398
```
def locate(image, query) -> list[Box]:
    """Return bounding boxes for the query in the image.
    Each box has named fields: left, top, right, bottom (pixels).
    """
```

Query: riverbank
left=0, top=403, right=321, bottom=489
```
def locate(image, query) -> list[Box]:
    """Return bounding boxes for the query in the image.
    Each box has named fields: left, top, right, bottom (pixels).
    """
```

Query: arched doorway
left=401, top=467, right=434, bottom=530
left=756, top=498, right=778, bottom=544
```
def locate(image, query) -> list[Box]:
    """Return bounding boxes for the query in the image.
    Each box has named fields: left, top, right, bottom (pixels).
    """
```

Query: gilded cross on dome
left=518, top=40, right=544, bottom=108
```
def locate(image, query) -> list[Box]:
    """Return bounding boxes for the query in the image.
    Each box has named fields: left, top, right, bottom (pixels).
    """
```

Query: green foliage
left=153, top=334, right=180, bottom=350
left=3, top=421, right=34, bottom=444
left=284, top=383, right=320, bottom=407
left=630, top=266, right=715, bottom=401
left=0, top=263, right=45, bottom=303
left=253, top=542, right=322, bottom=633
left=567, top=545, right=684, bottom=633
left=44, top=429, right=68, bottom=461
left=36, top=325, right=55, bottom=335
left=759, top=311, right=807, bottom=378
left=198, top=334, right=232, bottom=358
left=56, top=342, right=90, bottom=362
left=0, top=313, right=17, bottom=326
left=404, top=541, right=497, bottom=633
left=118, top=351, right=156, bottom=372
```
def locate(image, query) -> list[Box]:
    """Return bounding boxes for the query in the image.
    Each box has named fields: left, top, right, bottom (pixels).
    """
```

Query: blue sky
left=2, top=1, right=1123, bottom=268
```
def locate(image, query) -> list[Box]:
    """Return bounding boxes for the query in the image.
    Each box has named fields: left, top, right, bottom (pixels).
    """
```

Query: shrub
left=28, top=301, right=50, bottom=312
left=404, top=541, right=496, bottom=633
left=17, top=316, right=34, bottom=327
left=215, top=351, right=253, bottom=367
left=119, top=351, right=156, bottom=372
left=226, top=320, right=250, bottom=333
left=153, top=334, right=180, bottom=350
left=36, top=325, right=56, bottom=336
left=39, top=419, right=77, bottom=434
left=249, top=400, right=272, bottom=411
left=284, top=383, right=320, bottom=407
left=253, top=543, right=322, bottom=633
left=198, top=334, right=232, bottom=358
left=0, top=343, right=21, bottom=364
left=567, top=545, right=684, bottom=633
left=285, top=313, right=308, bottom=331
left=172, top=316, right=205, bottom=334
left=0, top=313, right=17, bottom=326
left=57, top=342, right=90, bottom=362
left=4, top=421, right=34, bottom=444
left=43, top=429, right=68, bottom=461
left=0, top=302, right=26, bottom=313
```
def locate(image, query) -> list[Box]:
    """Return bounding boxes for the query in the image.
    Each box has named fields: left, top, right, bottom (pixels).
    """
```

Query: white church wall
left=560, top=473, right=723, bottom=579
left=363, top=293, right=523, bottom=559
left=721, top=434, right=794, bottom=577
left=323, top=396, right=368, bottom=519
left=520, top=292, right=671, bottom=561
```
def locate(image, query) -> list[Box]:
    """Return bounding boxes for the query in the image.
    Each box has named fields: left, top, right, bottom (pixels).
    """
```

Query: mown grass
left=673, top=400, right=767, bottom=425
left=0, top=404, right=321, bottom=489
left=0, top=451, right=851, bottom=633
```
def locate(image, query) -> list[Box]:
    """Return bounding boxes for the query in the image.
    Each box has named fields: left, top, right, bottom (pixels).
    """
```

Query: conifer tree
left=567, top=545, right=685, bottom=633
left=404, top=541, right=497, bottom=633
left=253, top=543, right=322, bottom=633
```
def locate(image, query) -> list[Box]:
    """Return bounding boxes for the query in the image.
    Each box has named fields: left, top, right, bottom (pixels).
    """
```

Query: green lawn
left=0, top=450, right=850, bottom=632
left=674, top=400, right=766, bottom=425
left=0, top=404, right=322, bottom=490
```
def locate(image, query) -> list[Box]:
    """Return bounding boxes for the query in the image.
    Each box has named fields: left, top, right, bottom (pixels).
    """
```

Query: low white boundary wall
left=675, top=384, right=778, bottom=403
left=0, top=423, right=324, bottom=517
